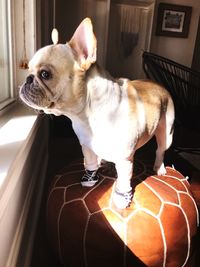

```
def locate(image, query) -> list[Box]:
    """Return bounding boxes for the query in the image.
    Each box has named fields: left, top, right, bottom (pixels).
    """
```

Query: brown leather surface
left=47, top=159, right=198, bottom=267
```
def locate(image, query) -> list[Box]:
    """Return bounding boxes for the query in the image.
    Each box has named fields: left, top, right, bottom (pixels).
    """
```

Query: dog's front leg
left=113, top=160, right=133, bottom=209
left=81, top=145, right=99, bottom=187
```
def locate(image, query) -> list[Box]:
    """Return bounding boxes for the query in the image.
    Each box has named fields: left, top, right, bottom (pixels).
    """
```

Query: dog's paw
left=113, top=189, right=133, bottom=209
left=81, top=170, right=99, bottom=187
left=154, top=163, right=167, bottom=176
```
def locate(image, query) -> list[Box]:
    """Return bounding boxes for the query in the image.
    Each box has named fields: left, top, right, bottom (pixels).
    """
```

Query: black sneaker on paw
left=81, top=170, right=99, bottom=187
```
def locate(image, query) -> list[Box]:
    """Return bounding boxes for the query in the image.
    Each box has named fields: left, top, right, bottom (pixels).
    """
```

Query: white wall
left=106, top=0, right=155, bottom=79
left=86, top=0, right=111, bottom=67
left=150, top=0, right=200, bottom=67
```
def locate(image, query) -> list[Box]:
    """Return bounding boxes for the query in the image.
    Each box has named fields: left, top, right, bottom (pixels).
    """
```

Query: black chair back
left=142, top=52, right=200, bottom=155
left=142, top=52, right=200, bottom=131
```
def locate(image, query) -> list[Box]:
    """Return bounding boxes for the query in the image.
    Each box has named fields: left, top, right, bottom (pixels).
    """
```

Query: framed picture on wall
left=156, top=3, right=192, bottom=38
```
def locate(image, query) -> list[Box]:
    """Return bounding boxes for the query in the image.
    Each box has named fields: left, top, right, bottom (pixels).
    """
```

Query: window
left=0, top=0, right=14, bottom=110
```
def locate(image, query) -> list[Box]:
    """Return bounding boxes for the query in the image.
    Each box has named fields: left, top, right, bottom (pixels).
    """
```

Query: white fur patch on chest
left=72, top=79, right=147, bottom=162
left=88, top=85, right=137, bottom=161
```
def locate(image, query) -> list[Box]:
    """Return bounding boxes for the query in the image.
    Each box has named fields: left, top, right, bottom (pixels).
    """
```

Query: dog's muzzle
left=19, top=75, right=53, bottom=109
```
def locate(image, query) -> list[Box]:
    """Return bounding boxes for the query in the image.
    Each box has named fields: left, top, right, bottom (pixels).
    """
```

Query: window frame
left=0, top=0, right=16, bottom=111
left=0, top=1, right=48, bottom=266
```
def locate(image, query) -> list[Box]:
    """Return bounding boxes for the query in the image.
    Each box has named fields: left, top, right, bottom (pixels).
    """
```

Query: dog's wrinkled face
left=20, top=18, right=97, bottom=116
left=20, top=44, right=76, bottom=115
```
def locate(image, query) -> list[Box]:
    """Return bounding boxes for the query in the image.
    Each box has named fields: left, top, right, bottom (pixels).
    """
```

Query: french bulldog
left=20, top=18, right=174, bottom=209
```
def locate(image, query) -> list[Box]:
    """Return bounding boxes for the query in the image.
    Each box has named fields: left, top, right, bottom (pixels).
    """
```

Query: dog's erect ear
left=69, top=18, right=97, bottom=70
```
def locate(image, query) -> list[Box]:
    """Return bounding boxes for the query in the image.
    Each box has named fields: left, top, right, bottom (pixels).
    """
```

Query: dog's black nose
left=26, top=75, right=34, bottom=84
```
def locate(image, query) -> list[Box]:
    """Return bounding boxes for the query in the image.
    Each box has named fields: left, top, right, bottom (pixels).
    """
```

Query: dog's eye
left=40, top=70, right=51, bottom=80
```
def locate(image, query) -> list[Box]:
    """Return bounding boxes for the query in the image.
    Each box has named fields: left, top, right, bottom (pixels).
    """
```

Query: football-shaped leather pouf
left=47, top=159, right=199, bottom=267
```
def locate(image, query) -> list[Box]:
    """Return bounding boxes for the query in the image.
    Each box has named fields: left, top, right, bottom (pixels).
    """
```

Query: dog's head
left=19, top=18, right=97, bottom=115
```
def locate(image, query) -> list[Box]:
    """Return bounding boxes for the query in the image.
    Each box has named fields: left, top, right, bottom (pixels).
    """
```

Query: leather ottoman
left=47, top=159, right=199, bottom=267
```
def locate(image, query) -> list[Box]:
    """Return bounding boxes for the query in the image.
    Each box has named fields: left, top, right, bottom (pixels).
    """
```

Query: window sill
left=0, top=99, right=16, bottom=113
left=0, top=101, right=38, bottom=197
left=0, top=101, right=49, bottom=267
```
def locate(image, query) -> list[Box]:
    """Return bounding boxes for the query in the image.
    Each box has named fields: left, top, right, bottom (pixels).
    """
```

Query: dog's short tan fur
left=20, top=18, right=174, bottom=208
